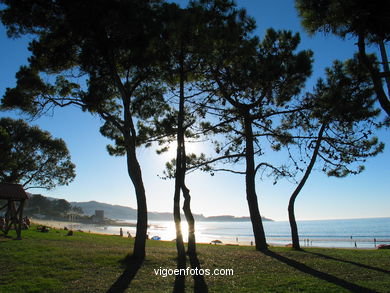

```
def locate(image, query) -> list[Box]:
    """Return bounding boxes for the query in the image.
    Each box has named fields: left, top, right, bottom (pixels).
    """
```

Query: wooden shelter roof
left=0, top=183, right=29, bottom=200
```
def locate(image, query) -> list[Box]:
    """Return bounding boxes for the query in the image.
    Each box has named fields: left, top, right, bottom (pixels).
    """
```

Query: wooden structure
left=0, top=183, right=29, bottom=239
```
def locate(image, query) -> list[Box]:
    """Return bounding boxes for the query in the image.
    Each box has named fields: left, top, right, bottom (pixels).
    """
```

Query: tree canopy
left=285, top=57, right=384, bottom=250
left=0, top=0, right=169, bottom=259
left=295, top=0, right=390, bottom=42
left=295, top=0, right=390, bottom=116
left=0, top=117, right=76, bottom=189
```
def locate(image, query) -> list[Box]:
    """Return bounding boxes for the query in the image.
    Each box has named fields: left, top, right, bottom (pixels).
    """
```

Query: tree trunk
left=173, top=172, right=186, bottom=292
left=173, top=47, right=187, bottom=292
left=182, top=182, right=196, bottom=256
left=379, top=39, right=390, bottom=99
left=16, top=200, right=25, bottom=240
left=357, top=34, right=390, bottom=116
left=177, top=44, right=197, bottom=257
left=126, top=148, right=148, bottom=260
left=180, top=113, right=196, bottom=256
left=244, top=116, right=267, bottom=251
left=106, top=47, right=149, bottom=260
left=173, top=145, right=185, bottom=261
left=288, top=124, right=326, bottom=250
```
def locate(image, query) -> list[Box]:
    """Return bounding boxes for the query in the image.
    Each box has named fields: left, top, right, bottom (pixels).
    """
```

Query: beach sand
left=30, top=218, right=389, bottom=249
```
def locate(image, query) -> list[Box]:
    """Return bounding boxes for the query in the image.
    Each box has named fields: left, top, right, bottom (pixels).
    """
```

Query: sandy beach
left=31, top=218, right=390, bottom=249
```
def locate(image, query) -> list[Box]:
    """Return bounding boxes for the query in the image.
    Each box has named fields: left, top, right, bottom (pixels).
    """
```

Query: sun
left=159, top=140, right=203, bottom=161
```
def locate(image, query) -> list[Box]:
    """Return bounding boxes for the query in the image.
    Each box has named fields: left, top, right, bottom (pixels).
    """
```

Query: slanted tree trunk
left=357, top=33, right=390, bottom=116
left=121, top=90, right=148, bottom=260
left=106, top=47, right=149, bottom=260
left=125, top=147, right=148, bottom=259
left=244, top=115, right=267, bottom=251
left=379, top=39, right=390, bottom=99
left=288, top=124, right=326, bottom=250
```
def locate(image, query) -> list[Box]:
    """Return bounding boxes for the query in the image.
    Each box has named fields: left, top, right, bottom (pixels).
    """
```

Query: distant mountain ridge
left=70, top=200, right=273, bottom=222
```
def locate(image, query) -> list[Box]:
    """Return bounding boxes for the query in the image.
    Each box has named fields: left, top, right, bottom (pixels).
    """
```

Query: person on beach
left=354, top=241, right=357, bottom=248
left=119, top=228, right=123, bottom=237
left=0, top=217, right=5, bottom=230
left=374, top=238, right=377, bottom=247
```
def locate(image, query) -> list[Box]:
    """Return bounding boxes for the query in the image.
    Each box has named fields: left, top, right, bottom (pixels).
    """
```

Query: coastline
left=31, top=218, right=390, bottom=249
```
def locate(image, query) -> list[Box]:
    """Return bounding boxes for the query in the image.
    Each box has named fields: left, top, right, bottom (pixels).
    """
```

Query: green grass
left=1, top=226, right=389, bottom=292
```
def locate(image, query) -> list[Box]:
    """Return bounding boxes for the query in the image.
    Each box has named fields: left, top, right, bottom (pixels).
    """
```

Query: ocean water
left=96, top=217, right=390, bottom=249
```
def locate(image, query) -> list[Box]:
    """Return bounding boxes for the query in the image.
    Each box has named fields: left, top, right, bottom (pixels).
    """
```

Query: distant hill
left=70, top=201, right=138, bottom=220
left=70, top=200, right=273, bottom=222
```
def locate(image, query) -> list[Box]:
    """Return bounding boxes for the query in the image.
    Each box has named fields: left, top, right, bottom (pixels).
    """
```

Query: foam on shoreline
left=31, top=218, right=390, bottom=249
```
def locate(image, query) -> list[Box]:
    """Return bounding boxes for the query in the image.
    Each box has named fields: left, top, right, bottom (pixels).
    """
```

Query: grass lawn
left=1, top=226, right=389, bottom=292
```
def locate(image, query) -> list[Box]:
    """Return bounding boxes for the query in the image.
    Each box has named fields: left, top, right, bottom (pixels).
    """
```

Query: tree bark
left=173, top=46, right=187, bottom=292
left=379, top=40, right=390, bottom=99
left=244, top=115, right=268, bottom=251
left=16, top=200, right=25, bottom=240
left=125, top=146, right=148, bottom=260
left=176, top=43, right=197, bottom=258
left=182, top=181, right=196, bottom=256
left=288, top=124, right=326, bottom=250
left=105, top=45, right=149, bottom=260
left=357, top=34, right=390, bottom=116
left=173, top=110, right=186, bottom=291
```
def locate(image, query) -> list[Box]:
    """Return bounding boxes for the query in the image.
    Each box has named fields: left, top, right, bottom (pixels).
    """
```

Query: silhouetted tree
left=70, top=205, right=84, bottom=215
left=0, top=117, right=75, bottom=189
left=284, top=57, right=384, bottom=250
left=52, top=199, right=72, bottom=216
left=25, top=194, right=74, bottom=217
left=0, top=0, right=164, bottom=260
left=158, top=4, right=202, bottom=265
left=25, top=194, right=52, bottom=214
left=295, top=0, right=390, bottom=116
left=199, top=28, right=313, bottom=251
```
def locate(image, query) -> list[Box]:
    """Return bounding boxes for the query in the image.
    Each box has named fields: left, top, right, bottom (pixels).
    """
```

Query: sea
left=53, top=217, right=390, bottom=249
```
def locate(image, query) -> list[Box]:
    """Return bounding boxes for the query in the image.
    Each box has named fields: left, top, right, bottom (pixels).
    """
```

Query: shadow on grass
left=189, top=253, right=209, bottom=293
left=305, top=250, right=390, bottom=275
left=172, top=252, right=209, bottom=293
left=263, top=250, right=378, bottom=293
left=106, top=255, right=144, bottom=293
left=173, top=254, right=186, bottom=293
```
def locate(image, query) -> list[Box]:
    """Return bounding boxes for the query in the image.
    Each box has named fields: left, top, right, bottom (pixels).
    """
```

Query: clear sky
left=0, top=0, right=389, bottom=221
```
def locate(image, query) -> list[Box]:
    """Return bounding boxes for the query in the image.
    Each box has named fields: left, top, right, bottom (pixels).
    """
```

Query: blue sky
left=0, top=0, right=389, bottom=221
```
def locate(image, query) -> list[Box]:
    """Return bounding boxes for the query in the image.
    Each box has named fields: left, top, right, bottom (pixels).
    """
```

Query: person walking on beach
left=354, top=241, right=357, bottom=248
left=119, top=227, right=123, bottom=237
left=374, top=238, right=377, bottom=247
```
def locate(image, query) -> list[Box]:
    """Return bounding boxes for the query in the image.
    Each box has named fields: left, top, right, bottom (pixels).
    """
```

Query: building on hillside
left=92, top=210, right=104, bottom=223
